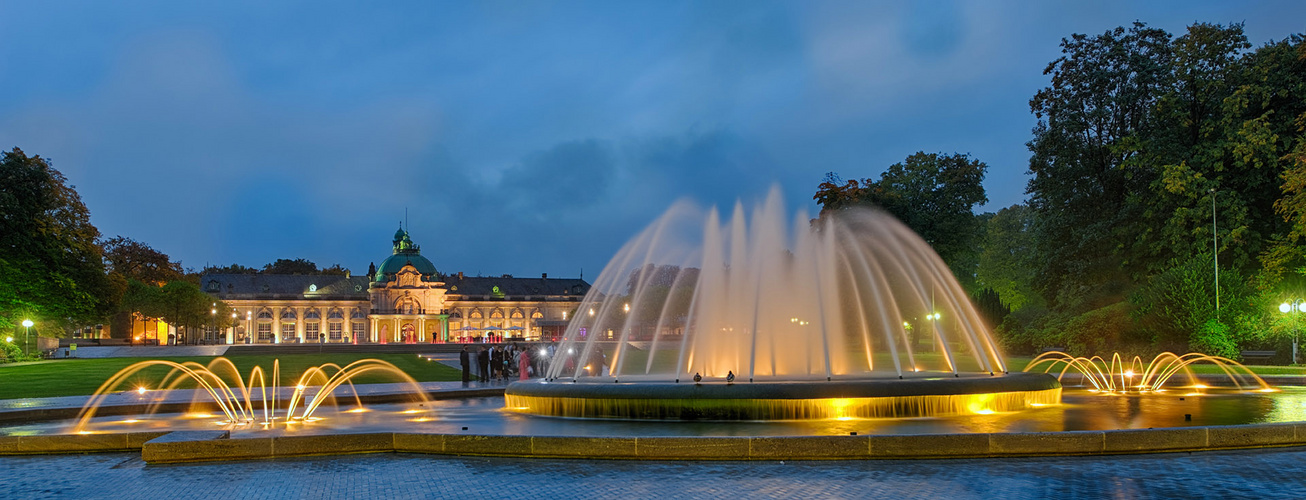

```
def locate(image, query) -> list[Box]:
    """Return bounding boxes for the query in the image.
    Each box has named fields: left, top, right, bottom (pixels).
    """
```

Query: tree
left=971, top=288, right=1010, bottom=330
left=0, top=147, right=111, bottom=331
left=101, top=236, right=184, bottom=338
left=1026, top=22, right=1173, bottom=311
left=815, top=152, right=988, bottom=288
left=102, top=236, right=184, bottom=284
left=262, top=258, right=319, bottom=275
left=203, top=263, right=260, bottom=275
left=975, top=204, right=1040, bottom=311
left=156, top=280, right=233, bottom=345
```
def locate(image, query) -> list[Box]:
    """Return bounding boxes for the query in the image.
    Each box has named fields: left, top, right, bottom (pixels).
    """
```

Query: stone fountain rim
left=506, top=371, right=1060, bottom=400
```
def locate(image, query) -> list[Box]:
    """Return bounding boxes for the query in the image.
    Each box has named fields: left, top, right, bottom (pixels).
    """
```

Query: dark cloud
left=499, top=139, right=616, bottom=218
left=2, top=0, right=1303, bottom=278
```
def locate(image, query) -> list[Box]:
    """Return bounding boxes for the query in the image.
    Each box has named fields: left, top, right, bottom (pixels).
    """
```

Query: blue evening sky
left=2, top=1, right=1302, bottom=279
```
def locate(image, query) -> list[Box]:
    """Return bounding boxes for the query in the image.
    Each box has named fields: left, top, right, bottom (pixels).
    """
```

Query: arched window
left=511, top=309, right=524, bottom=319
left=532, top=310, right=544, bottom=319
left=304, top=309, right=321, bottom=320
left=350, top=308, right=365, bottom=319
left=257, top=310, right=273, bottom=320
left=281, top=310, right=297, bottom=321
left=328, top=308, right=344, bottom=320
left=394, top=297, right=421, bottom=314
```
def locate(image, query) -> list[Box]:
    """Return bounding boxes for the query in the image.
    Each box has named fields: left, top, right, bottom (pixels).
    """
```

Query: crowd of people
left=458, top=343, right=609, bottom=384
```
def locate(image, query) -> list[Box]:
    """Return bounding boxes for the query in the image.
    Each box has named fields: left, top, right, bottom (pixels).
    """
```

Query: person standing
left=518, top=347, right=532, bottom=381
left=477, top=346, right=490, bottom=383
left=459, top=346, right=471, bottom=386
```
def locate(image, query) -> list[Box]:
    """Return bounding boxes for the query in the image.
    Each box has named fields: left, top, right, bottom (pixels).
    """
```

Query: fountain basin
left=505, top=372, right=1061, bottom=420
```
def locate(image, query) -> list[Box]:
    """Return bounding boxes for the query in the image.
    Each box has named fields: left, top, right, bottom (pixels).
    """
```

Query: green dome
left=374, top=228, right=439, bottom=282
left=374, top=253, right=439, bottom=281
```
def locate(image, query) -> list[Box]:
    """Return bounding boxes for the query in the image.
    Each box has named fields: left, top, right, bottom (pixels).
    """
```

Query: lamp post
left=21, top=319, right=33, bottom=358
left=1211, top=188, right=1219, bottom=312
left=1281, top=300, right=1306, bottom=364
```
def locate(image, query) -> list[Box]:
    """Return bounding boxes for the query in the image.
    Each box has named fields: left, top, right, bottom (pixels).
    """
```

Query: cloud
left=499, top=139, right=616, bottom=219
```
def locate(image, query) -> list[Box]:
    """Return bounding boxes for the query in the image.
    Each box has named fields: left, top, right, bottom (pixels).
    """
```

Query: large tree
left=101, top=236, right=185, bottom=338
left=975, top=204, right=1040, bottom=311
left=815, top=152, right=988, bottom=288
left=1026, top=22, right=1174, bottom=311
left=0, top=147, right=112, bottom=331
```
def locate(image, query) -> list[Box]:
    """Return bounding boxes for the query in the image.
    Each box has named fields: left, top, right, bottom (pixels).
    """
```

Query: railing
left=369, top=308, right=448, bottom=315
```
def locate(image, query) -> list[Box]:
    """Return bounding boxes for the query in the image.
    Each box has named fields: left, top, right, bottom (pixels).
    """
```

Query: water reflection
left=7, top=387, right=1306, bottom=438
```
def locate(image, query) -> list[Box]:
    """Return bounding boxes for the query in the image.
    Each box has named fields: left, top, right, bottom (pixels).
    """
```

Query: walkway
left=4, top=447, right=1306, bottom=499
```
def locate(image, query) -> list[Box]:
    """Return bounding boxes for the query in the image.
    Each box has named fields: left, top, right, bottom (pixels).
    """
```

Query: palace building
left=200, top=227, right=590, bottom=344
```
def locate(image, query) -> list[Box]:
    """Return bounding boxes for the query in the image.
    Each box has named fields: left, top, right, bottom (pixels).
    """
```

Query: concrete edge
left=9, top=421, right=1306, bottom=463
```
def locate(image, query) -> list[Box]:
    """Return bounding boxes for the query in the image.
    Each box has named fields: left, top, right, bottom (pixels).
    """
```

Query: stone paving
left=4, top=447, right=1306, bottom=499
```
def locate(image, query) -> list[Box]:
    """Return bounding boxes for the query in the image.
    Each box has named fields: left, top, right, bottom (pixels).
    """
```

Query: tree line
left=816, top=22, right=1305, bottom=361
left=0, top=147, right=350, bottom=343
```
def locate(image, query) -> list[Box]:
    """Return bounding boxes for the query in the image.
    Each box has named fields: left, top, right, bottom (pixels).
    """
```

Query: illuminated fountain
left=506, top=189, right=1061, bottom=420
left=73, top=358, right=432, bottom=433
left=1025, top=351, right=1275, bottom=395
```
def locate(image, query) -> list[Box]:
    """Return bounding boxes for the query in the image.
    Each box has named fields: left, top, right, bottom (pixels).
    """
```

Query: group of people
left=460, top=343, right=544, bottom=384
left=458, top=343, right=609, bottom=384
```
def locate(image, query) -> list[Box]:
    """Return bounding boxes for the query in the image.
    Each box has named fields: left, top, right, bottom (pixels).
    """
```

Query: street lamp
left=1280, top=300, right=1306, bottom=364
left=1211, top=188, right=1219, bottom=312
left=21, top=319, right=33, bottom=358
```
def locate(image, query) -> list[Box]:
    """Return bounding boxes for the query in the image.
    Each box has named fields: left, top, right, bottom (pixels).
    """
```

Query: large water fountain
left=506, top=190, right=1061, bottom=420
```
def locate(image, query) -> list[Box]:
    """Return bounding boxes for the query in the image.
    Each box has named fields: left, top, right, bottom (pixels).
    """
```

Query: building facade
left=201, top=228, right=589, bottom=344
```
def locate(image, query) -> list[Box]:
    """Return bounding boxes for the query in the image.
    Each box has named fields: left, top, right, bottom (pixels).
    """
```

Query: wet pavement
left=4, top=447, right=1306, bottom=499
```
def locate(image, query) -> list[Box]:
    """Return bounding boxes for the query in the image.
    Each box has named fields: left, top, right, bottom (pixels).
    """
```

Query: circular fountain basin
left=505, top=372, right=1061, bottom=420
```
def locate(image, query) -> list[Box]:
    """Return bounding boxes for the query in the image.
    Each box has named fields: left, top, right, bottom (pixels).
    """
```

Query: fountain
left=1025, top=351, right=1275, bottom=394
left=72, top=357, right=433, bottom=434
left=506, top=189, right=1061, bottom=420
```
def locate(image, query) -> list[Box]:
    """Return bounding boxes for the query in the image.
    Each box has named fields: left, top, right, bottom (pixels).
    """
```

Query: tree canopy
left=0, top=148, right=112, bottom=330
left=815, top=152, right=988, bottom=287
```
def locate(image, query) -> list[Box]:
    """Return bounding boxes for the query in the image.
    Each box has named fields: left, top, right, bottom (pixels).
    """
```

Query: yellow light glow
left=346, top=408, right=369, bottom=413
left=120, top=419, right=140, bottom=424
left=1124, top=370, right=1134, bottom=377
left=136, top=387, right=147, bottom=395
left=296, top=385, right=306, bottom=391
left=1193, top=384, right=1208, bottom=389
left=185, top=413, right=214, bottom=419
left=401, top=409, right=422, bottom=414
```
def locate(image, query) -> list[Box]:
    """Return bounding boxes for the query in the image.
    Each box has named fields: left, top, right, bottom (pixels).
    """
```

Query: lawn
left=0, top=353, right=462, bottom=400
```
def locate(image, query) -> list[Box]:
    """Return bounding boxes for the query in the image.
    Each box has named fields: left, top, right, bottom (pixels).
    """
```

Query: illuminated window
left=351, top=321, right=365, bottom=337
left=257, top=323, right=273, bottom=341
left=281, top=323, right=296, bottom=341
left=306, top=322, right=320, bottom=340
left=329, top=322, right=343, bottom=340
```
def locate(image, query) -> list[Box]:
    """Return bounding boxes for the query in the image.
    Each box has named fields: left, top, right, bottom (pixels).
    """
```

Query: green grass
left=0, top=353, right=461, bottom=400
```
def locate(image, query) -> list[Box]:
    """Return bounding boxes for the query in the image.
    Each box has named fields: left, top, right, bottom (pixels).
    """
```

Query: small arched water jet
left=73, top=358, right=431, bottom=433
left=511, top=189, right=1059, bottom=420
left=1025, top=351, right=1275, bottom=394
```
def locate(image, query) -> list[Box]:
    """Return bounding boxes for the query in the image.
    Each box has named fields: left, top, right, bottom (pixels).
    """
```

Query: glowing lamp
left=21, top=319, right=33, bottom=328
left=1281, top=303, right=1292, bottom=313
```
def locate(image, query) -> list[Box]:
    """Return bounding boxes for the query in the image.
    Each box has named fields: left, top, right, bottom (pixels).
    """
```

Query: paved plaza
left=4, top=447, right=1306, bottom=499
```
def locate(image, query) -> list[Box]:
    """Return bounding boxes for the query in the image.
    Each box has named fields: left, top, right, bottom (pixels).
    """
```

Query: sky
left=2, top=0, right=1303, bottom=279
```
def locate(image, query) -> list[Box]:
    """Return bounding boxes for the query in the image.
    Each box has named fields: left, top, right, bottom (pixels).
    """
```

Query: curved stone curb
left=7, top=421, right=1305, bottom=462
